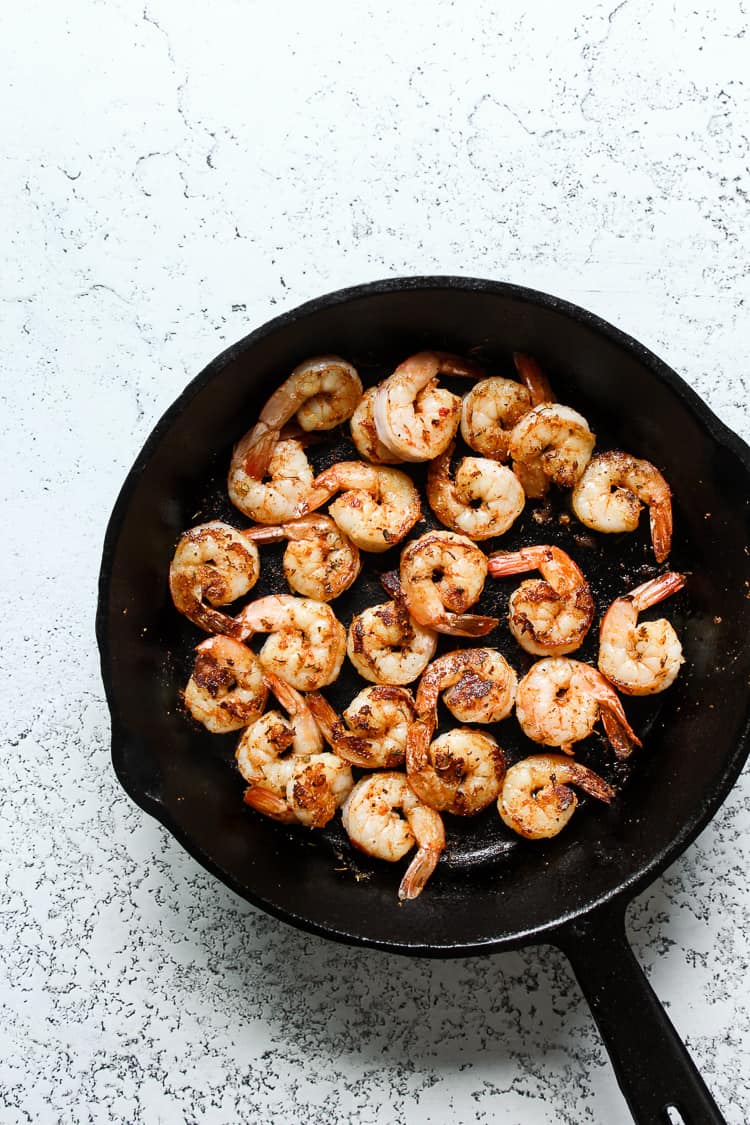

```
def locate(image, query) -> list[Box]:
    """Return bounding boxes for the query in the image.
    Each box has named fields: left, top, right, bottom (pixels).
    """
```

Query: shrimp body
left=243, top=514, right=360, bottom=601
left=509, top=403, right=595, bottom=497
left=572, top=451, right=673, bottom=562
left=308, top=686, right=416, bottom=768
left=239, top=356, right=362, bottom=479
left=184, top=635, right=267, bottom=733
left=234, top=594, right=346, bottom=691
left=499, top=754, right=614, bottom=840
left=516, top=657, right=641, bottom=758
left=599, top=572, right=686, bottom=695
left=400, top=530, right=498, bottom=637
left=287, top=753, right=354, bottom=828
left=458, top=351, right=553, bottom=460
left=228, top=438, right=315, bottom=524
left=169, top=521, right=260, bottom=635
left=303, top=462, right=421, bottom=553
left=373, top=351, right=483, bottom=462
left=341, top=772, right=445, bottom=900
left=488, top=545, right=594, bottom=656
left=416, top=648, right=518, bottom=727
left=347, top=599, right=437, bottom=685
left=350, top=386, right=404, bottom=464
left=407, top=728, right=506, bottom=816
left=426, top=445, right=525, bottom=540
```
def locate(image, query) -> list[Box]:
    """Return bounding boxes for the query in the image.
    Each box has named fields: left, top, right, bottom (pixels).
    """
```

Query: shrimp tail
left=650, top=498, right=673, bottom=564
left=306, top=692, right=341, bottom=746
left=238, top=424, right=279, bottom=480
left=570, top=765, right=616, bottom=804
left=600, top=708, right=642, bottom=758
left=243, top=785, right=296, bottom=823
left=441, top=613, right=499, bottom=638
left=487, top=550, right=536, bottom=578
left=398, top=847, right=442, bottom=901
left=513, top=352, right=554, bottom=405
left=241, top=523, right=286, bottom=544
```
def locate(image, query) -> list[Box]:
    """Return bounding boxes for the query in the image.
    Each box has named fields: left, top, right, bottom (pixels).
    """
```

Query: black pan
left=96, top=277, right=750, bottom=1125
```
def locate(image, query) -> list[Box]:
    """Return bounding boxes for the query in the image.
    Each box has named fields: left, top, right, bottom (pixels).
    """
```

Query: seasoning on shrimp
left=399, top=530, right=498, bottom=637
left=415, top=648, right=518, bottom=728
left=346, top=597, right=437, bottom=686
left=228, top=438, right=315, bottom=524
left=572, top=450, right=673, bottom=562
left=350, top=386, right=404, bottom=464
left=598, top=572, right=686, bottom=695
left=459, top=351, right=553, bottom=461
left=301, top=462, right=421, bottom=553
left=184, top=635, right=267, bottom=733
left=169, top=521, right=261, bottom=636
left=233, top=594, right=346, bottom=691
left=487, top=545, right=595, bottom=656
left=426, top=443, right=525, bottom=540
left=407, top=728, right=506, bottom=816
left=307, top=686, right=416, bottom=769
left=243, top=514, right=361, bottom=601
left=509, top=403, right=595, bottom=498
left=499, top=754, right=614, bottom=840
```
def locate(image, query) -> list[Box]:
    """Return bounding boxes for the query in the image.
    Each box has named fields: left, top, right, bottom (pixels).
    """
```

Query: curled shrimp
left=169, top=521, right=260, bottom=635
left=572, top=451, right=673, bottom=563
left=499, top=754, right=614, bottom=840
left=488, top=545, right=595, bottom=656
left=302, top=462, right=421, bottom=553
left=350, top=386, right=404, bottom=464
left=243, top=514, right=361, bottom=601
left=415, top=648, right=518, bottom=728
left=373, top=351, right=483, bottom=463
left=460, top=351, right=553, bottom=460
left=599, top=571, right=686, bottom=695
left=307, top=686, right=416, bottom=768
left=183, top=635, right=267, bottom=733
left=399, top=530, right=498, bottom=637
left=515, top=657, right=641, bottom=758
left=426, top=443, right=525, bottom=540
left=341, top=772, right=445, bottom=900
left=509, top=403, right=595, bottom=497
left=346, top=596, right=437, bottom=685
left=228, top=438, right=315, bottom=524
left=238, top=355, right=362, bottom=479
left=239, top=674, right=352, bottom=827
left=234, top=594, right=346, bottom=691
left=407, top=727, right=506, bottom=816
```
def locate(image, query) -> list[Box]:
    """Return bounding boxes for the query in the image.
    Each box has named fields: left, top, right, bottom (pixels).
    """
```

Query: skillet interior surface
left=97, top=278, right=750, bottom=953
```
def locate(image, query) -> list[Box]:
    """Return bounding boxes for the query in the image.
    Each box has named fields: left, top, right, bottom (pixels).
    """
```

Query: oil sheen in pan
left=166, top=363, right=691, bottom=878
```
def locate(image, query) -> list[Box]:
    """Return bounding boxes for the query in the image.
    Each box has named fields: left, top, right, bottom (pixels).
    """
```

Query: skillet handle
left=553, top=903, right=726, bottom=1125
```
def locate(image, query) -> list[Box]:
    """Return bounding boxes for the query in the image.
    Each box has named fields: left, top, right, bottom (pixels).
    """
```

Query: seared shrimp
left=184, top=635, right=267, bottom=733
left=572, top=451, right=673, bottom=563
left=407, top=727, right=506, bottom=815
left=308, top=686, right=416, bottom=768
left=488, top=545, right=594, bottom=656
left=509, top=404, right=595, bottom=497
left=347, top=597, right=438, bottom=685
left=243, top=514, right=360, bottom=601
left=228, top=438, right=315, bottom=524
left=373, top=351, right=483, bottom=462
left=238, top=355, right=362, bottom=479
left=302, top=462, right=421, bottom=553
left=415, top=648, right=518, bottom=728
left=399, top=530, right=498, bottom=637
left=459, top=351, right=553, bottom=460
left=516, top=657, right=641, bottom=758
left=169, top=521, right=260, bottom=635
left=234, top=594, right=346, bottom=691
left=499, top=754, right=614, bottom=840
left=341, top=772, right=445, bottom=900
left=286, top=753, right=354, bottom=828
left=426, top=444, right=525, bottom=540
left=350, top=386, right=404, bottom=464
left=599, top=571, right=686, bottom=695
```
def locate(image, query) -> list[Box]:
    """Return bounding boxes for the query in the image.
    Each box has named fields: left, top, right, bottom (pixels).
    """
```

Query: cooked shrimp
left=407, top=728, right=506, bottom=816
left=488, top=545, right=595, bottom=656
left=515, top=657, right=641, bottom=758
left=238, top=355, right=362, bottom=479
left=599, top=571, right=686, bottom=695
left=373, top=351, right=483, bottom=462
left=341, top=772, right=446, bottom=900
left=302, top=462, right=421, bottom=553
left=509, top=404, right=595, bottom=497
left=307, top=686, right=416, bottom=768
left=399, top=530, right=498, bottom=637
left=346, top=597, right=437, bottom=685
left=426, top=444, right=525, bottom=540
left=286, top=753, right=354, bottom=828
left=459, top=351, right=553, bottom=460
left=169, top=521, right=260, bottom=635
left=499, top=754, right=614, bottom=840
left=243, top=514, right=361, bottom=601
left=183, top=635, right=267, bottom=733
left=415, top=648, right=518, bottom=728
left=350, top=386, right=404, bottom=464
left=228, top=438, right=315, bottom=524
left=234, top=594, right=346, bottom=691
left=572, top=451, right=673, bottom=563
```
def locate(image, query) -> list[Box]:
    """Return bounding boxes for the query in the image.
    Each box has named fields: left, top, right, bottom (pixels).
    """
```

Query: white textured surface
left=2, top=1, right=750, bottom=1122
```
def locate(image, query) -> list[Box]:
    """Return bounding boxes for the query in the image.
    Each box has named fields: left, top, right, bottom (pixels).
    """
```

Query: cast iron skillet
left=97, top=278, right=750, bottom=1125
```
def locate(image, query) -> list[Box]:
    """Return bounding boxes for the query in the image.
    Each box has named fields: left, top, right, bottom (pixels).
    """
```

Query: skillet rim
left=96, top=275, right=750, bottom=956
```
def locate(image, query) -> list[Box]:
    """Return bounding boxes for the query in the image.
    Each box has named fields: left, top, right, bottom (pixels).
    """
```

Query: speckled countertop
left=2, top=2, right=749, bottom=1122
